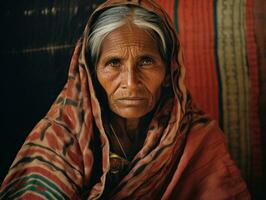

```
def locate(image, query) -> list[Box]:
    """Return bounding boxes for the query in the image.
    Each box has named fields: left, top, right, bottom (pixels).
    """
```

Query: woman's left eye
left=139, top=57, right=154, bottom=67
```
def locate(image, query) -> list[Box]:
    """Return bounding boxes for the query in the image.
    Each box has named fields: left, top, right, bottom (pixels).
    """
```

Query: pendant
left=109, top=152, right=129, bottom=174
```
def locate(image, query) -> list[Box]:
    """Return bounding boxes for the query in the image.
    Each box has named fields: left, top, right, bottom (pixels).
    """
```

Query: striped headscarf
left=0, top=0, right=249, bottom=199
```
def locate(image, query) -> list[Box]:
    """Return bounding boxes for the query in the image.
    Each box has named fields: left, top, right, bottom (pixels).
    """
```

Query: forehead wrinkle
left=100, top=24, right=159, bottom=56
left=104, top=33, right=149, bottom=49
left=102, top=42, right=147, bottom=55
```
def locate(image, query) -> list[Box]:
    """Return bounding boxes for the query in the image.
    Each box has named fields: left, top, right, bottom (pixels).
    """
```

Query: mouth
left=116, top=97, right=147, bottom=106
left=118, top=97, right=145, bottom=100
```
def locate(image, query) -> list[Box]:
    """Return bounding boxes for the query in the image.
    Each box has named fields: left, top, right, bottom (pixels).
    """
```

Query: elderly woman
left=0, top=0, right=250, bottom=199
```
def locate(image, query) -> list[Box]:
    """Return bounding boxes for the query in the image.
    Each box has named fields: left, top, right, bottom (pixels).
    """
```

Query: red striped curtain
left=156, top=0, right=265, bottom=197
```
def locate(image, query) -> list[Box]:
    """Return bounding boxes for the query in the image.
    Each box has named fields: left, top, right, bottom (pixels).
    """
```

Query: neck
left=126, top=118, right=139, bottom=133
left=109, top=112, right=151, bottom=160
left=110, top=113, right=140, bottom=138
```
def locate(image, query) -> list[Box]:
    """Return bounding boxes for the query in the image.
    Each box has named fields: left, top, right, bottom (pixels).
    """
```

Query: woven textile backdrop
left=156, top=0, right=265, bottom=198
left=0, top=0, right=265, bottom=199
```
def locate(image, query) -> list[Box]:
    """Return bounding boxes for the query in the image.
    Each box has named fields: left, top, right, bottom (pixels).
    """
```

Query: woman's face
left=96, top=23, right=166, bottom=119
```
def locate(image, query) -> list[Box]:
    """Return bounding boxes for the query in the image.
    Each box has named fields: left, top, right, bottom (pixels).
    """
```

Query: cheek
left=96, top=69, right=117, bottom=96
left=143, top=70, right=166, bottom=100
left=147, top=80, right=163, bottom=103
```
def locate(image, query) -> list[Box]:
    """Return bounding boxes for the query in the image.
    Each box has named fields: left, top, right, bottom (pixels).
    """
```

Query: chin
left=114, top=108, right=151, bottom=119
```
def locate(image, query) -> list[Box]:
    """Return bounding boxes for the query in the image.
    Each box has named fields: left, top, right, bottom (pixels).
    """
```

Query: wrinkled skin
left=96, top=23, right=166, bottom=120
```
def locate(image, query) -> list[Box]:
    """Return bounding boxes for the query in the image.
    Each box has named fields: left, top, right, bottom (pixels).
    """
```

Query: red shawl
left=0, top=0, right=250, bottom=199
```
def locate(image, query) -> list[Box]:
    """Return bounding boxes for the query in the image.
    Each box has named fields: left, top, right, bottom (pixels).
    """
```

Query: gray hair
left=87, top=5, right=171, bottom=65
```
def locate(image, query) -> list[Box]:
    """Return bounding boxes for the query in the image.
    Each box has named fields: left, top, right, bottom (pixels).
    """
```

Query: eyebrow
left=138, top=54, right=156, bottom=59
left=101, top=55, right=123, bottom=63
left=101, top=52, right=158, bottom=61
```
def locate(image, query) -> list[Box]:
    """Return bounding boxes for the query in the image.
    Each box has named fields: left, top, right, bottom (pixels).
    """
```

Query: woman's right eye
left=106, top=58, right=121, bottom=68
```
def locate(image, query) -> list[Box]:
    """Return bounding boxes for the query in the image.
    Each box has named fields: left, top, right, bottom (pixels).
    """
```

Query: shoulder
left=178, top=120, right=250, bottom=199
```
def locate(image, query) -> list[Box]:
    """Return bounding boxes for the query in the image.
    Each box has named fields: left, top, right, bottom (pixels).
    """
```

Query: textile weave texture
left=0, top=0, right=251, bottom=199
left=156, top=0, right=264, bottom=196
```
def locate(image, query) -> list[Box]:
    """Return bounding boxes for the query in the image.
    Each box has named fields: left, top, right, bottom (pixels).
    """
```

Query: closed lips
left=116, top=98, right=147, bottom=105
left=117, top=97, right=145, bottom=100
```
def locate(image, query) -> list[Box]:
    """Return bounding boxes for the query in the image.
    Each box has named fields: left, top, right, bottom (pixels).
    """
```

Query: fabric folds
left=0, top=0, right=250, bottom=199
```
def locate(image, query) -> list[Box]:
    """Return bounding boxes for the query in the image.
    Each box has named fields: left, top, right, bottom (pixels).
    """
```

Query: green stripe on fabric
left=0, top=174, right=70, bottom=200
left=174, top=0, right=179, bottom=32
left=237, top=0, right=251, bottom=181
left=10, top=155, right=81, bottom=193
left=213, top=0, right=224, bottom=130
left=9, top=185, right=54, bottom=200
left=11, top=179, right=63, bottom=199
left=216, top=0, right=251, bottom=180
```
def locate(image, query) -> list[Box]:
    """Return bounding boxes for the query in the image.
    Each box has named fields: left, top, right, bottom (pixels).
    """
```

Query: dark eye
left=139, top=57, right=154, bottom=67
left=106, top=58, right=121, bottom=68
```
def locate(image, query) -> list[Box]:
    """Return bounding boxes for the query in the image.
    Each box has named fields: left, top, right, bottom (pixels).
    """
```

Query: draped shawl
left=0, top=0, right=250, bottom=199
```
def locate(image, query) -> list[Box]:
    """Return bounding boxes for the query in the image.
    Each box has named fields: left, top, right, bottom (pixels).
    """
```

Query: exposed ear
left=163, top=74, right=171, bottom=87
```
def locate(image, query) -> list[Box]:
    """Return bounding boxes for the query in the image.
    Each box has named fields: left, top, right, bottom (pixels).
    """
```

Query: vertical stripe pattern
left=156, top=0, right=263, bottom=193
left=216, top=0, right=251, bottom=178
left=246, top=0, right=263, bottom=193
left=177, top=0, right=220, bottom=122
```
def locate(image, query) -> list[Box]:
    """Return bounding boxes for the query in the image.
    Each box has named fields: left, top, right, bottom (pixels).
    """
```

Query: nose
left=121, top=64, right=139, bottom=89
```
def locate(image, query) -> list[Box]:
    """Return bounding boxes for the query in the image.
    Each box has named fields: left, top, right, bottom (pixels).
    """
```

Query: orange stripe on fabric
left=177, top=0, right=219, bottom=121
left=16, top=147, right=82, bottom=179
left=20, top=193, right=44, bottom=200
left=246, top=0, right=263, bottom=184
